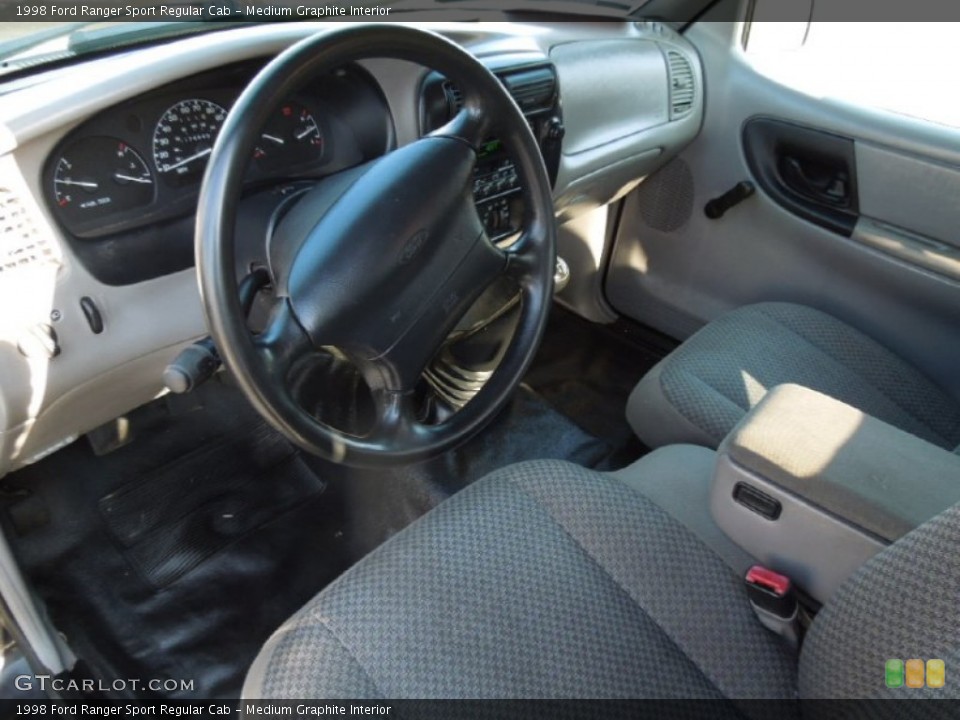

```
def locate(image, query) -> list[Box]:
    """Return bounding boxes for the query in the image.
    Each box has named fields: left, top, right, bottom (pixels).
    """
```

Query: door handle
left=780, top=156, right=850, bottom=206
left=743, top=118, right=859, bottom=236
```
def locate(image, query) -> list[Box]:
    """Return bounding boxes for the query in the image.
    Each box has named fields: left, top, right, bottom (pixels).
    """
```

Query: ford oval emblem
left=399, top=229, right=428, bottom=264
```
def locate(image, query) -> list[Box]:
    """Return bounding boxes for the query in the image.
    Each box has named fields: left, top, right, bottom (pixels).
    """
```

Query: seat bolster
left=627, top=359, right=721, bottom=449
left=244, top=612, right=384, bottom=699
left=509, top=461, right=798, bottom=701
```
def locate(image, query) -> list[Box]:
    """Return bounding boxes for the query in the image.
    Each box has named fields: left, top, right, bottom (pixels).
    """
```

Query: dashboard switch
left=546, top=117, right=566, bottom=141
left=80, top=296, right=104, bottom=334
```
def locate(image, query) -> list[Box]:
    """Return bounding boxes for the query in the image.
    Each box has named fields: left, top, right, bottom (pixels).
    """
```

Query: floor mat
left=524, top=305, right=671, bottom=467
left=99, top=421, right=323, bottom=589
left=1, top=386, right=346, bottom=699
left=2, top=373, right=620, bottom=699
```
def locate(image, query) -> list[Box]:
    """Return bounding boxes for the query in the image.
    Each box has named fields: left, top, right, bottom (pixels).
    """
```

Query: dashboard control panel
left=420, top=59, right=564, bottom=243
left=473, top=152, right=522, bottom=240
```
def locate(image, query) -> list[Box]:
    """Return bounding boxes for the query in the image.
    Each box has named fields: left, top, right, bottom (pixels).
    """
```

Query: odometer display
left=152, top=98, right=227, bottom=185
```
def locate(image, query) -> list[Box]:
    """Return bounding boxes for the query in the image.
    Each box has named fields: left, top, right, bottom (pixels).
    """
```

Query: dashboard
left=0, top=20, right=704, bottom=477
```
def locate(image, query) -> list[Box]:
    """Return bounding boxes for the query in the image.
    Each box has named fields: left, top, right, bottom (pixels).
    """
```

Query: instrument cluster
left=44, top=61, right=392, bottom=239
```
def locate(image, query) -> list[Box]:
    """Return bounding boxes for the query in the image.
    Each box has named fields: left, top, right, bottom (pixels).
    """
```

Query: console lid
left=712, top=383, right=960, bottom=603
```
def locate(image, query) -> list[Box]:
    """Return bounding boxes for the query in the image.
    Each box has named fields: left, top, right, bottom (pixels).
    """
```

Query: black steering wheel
left=196, top=25, right=556, bottom=466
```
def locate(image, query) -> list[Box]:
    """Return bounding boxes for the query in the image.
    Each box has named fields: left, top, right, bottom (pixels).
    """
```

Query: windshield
left=0, top=1, right=666, bottom=76
left=0, top=20, right=252, bottom=75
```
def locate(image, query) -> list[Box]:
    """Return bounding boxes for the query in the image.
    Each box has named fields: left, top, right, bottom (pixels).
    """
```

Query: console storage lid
left=712, top=383, right=960, bottom=603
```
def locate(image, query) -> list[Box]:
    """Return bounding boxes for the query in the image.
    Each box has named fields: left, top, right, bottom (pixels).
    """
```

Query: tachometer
left=254, top=102, right=325, bottom=173
left=153, top=98, right=227, bottom=185
left=52, top=137, right=154, bottom=222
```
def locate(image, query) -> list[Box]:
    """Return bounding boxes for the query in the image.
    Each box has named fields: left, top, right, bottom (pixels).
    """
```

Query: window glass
left=746, top=21, right=960, bottom=128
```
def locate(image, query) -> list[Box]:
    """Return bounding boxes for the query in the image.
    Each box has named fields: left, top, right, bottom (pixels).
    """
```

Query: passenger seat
left=627, top=302, right=960, bottom=452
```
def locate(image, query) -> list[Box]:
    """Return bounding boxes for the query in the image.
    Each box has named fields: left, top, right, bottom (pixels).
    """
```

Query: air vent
left=666, top=50, right=695, bottom=119
left=500, top=66, right=557, bottom=114
left=1, top=188, right=56, bottom=276
left=442, top=64, right=558, bottom=119
left=443, top=80, right=464, bottom=115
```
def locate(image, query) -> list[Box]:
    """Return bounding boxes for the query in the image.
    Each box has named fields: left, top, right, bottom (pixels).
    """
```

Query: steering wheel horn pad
left=196, top=25, right=556, bottom=466
left=275, top=135, right=503, bottom=391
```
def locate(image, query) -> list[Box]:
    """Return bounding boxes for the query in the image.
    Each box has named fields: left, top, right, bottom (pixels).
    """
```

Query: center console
left=418, top=60, right=564, bottom=411
left=712, top=384, right=960, bottom=603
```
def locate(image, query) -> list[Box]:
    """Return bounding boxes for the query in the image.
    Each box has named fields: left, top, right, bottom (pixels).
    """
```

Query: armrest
left=711, top=383, right=960, bottom=602
left=723, top=383, right=960, bottom=540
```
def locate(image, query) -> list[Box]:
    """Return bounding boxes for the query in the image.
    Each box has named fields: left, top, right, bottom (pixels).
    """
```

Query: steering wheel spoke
left=366, top=389, right=422, bottom=450
left=428, top=106, right=490, bottom=149
left=500, top=225, right=546, bottom=284
left=253, top=300, right=315, bottom=385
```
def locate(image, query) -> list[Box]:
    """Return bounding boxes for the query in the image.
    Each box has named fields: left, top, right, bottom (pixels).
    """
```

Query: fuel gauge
left=52, top=137, right=154, bottom=223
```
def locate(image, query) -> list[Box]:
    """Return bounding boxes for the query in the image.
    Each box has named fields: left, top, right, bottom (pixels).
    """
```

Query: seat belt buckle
left=745, top=565, right=801, bottom=649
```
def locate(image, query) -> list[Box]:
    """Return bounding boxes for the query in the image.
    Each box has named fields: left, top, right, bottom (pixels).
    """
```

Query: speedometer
left=152, top=98, right=227, bottom=185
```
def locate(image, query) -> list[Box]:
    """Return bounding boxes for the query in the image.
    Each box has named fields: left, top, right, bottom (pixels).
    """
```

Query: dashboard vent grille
left=440, top=65, right=558, bottom=122
left=500, top=66, right=557, bottom=114
left=0, top=188, right=56, bottom=276
left=443, top=81, right=464, bottom=115
left=667, top=50, right=695, bottom=119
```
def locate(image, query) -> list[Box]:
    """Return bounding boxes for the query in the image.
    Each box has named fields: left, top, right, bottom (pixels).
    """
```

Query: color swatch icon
left=886, top=658, right=945, bottom=688
left=885, top=659, right=904, bottom=688
left=905, top=659, right=925, bottom=688
left=927, top=659, right=946, bottom=689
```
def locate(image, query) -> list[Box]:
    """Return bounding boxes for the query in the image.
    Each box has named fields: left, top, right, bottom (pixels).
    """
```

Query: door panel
left=605, top=19, right=960, bottom=398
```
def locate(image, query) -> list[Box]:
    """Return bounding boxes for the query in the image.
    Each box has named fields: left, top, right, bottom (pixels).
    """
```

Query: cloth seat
left=627, top=302, right=960, bottom=452
left=243, top=459, right=959, bottom=702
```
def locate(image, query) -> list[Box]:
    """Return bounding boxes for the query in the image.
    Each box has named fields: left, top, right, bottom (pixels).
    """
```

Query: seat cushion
left=244, top=460, right=797, bottom=701
left=628, top=302, right=960, bottom=450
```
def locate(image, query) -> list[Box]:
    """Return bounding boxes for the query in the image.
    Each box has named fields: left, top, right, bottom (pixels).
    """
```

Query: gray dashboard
left=0, top=20, right=703, bottom=477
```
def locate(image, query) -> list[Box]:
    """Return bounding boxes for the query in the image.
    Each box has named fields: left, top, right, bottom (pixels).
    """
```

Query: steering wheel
left=196, top=25, right=556, bottom=466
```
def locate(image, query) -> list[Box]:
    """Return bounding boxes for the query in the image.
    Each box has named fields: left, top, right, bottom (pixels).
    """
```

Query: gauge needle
left=114, top=173, right=153, bottom=184
left=55, top=179, right=98, bottom=189
left=261, top=133, right=285, bottom=145
left=163, top=148, right=212, bottom=172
